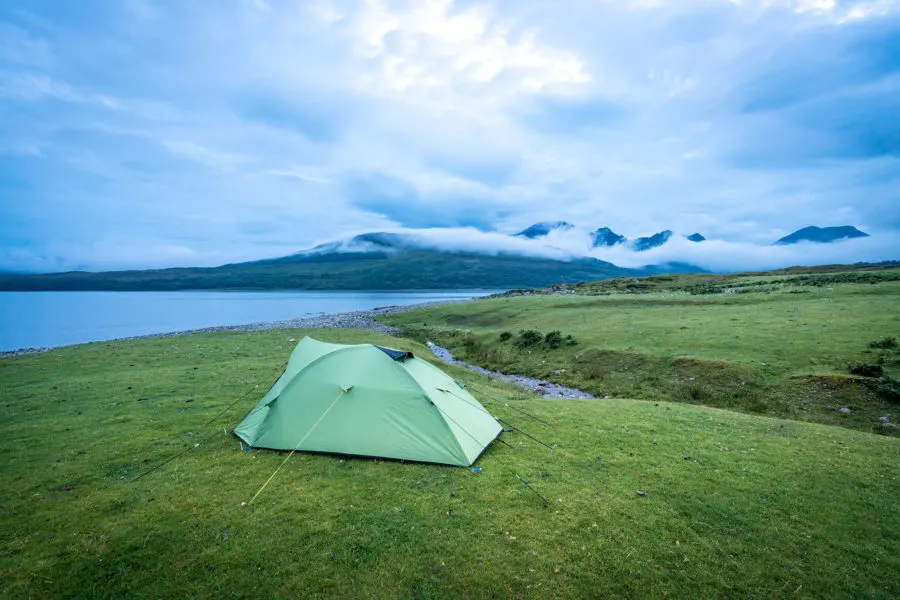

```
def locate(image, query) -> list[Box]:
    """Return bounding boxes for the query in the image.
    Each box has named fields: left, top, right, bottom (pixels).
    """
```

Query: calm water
left=0, top=290, right=498, bottom=351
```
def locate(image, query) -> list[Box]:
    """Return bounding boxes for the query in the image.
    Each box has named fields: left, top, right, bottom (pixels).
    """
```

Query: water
left=0, top=290, right=498, bottom=351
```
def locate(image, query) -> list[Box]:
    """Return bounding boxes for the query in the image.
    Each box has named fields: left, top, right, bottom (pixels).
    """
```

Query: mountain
left=591, top=227, right=626, bottom=247
left=514, top=221, right=574, bottom=239
left=686, top=233, right=706, bottom=242
left=631, top=230, right=673, bottom=252
left=775, top=226, right=869, bottom=245
left=0, top=249, right=667, bottom=291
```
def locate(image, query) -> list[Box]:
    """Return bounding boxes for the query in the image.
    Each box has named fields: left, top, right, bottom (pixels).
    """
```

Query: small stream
left=426, top=341, right=595, bottom=399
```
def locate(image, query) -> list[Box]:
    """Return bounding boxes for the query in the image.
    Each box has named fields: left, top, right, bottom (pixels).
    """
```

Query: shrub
left=848, top=362, right=884, bottom=378
left=498, top=331, right=513, bottom=342
left=564, top=334, right=577, bottom=346
left=460, top=332, right=476, bottom=348
left=875, top=378, right=900, bottom=403
left=516, top=329, right=543, bottom=348
left=869, top=337, right=897, bottom=350
left=545, top=330, right=563, bottom=349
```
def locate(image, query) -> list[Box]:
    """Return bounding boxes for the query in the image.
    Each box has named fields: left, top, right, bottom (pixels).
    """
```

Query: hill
left=0, top=250, right=648, bottom=291
left=384, top=266, right=900, bottom=436
left=775, top=225, right=869, bottom=245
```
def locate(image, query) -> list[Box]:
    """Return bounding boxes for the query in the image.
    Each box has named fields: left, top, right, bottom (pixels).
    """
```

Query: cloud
left=590, top=233, right=900, bottom=272
left=342, top=171, right=512, bottom=229
left=161, top=140, right=254, bottom=171
left=311, top=225, right=900, bottom=273
left=0, top=0, right=899, bottom=272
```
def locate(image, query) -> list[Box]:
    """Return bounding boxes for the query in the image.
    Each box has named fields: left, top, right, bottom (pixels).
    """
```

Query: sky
left=1, top=0, right=899, bottom=272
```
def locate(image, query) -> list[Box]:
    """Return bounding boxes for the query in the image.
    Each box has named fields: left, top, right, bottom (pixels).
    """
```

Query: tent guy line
left=248, top=386, right=350, bottom=505
left=129, top=362, right=287, bottom=484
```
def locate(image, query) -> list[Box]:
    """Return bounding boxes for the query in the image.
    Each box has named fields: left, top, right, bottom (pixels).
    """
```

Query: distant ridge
left=0, top=250, right=694, bottom=291
left=631, top=230, right=673, bottom=252
left=514, top=221, right=575, bottom=239
left=775, top=226, right=869, bottom=245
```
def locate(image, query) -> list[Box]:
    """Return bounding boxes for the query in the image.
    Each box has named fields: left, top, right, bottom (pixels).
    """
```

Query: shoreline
left=0, top=298, right=472, bottom=358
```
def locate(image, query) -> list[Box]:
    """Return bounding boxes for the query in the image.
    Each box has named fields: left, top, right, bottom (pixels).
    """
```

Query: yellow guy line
left=248, top=387, right=349, bottom=505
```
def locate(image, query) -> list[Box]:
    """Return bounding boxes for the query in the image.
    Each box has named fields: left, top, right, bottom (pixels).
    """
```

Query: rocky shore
left=2, top=298, right=595, bottom=400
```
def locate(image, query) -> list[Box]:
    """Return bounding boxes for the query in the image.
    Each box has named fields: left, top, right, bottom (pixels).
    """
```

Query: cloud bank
left=0, top=1, right=899, bottom=272
left=316, top=225, right=900, bottom=273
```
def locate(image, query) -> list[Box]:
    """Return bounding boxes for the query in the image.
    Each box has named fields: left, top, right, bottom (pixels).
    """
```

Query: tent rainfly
left=234, top=337, right=501, bottom=467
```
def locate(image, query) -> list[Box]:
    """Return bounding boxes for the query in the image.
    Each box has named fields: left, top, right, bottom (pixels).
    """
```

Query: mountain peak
left=514, top=221, right=575, bottom=239
left=591, top=227, right=626, bottom=248
left=686, top=233, right=706, bottom=242
left=631, top=230, right=673, bottom=252
left=775, top=226, right=869, bottom=245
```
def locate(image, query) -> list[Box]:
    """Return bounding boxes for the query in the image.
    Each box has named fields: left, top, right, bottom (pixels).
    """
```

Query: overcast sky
left=1, top=0, right=898, bottom=272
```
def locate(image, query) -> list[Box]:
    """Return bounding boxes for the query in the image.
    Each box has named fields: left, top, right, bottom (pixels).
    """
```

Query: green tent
left=235, top=337, right=501, bottom=467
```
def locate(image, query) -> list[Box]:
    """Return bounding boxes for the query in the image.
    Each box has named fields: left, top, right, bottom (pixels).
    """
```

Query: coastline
left=0, top=298, right=471, bottom=358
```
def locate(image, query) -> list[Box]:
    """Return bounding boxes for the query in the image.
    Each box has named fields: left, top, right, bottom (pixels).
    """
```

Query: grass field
left=2, top=326, right=899, bottom=598
left=385, top=269, right=900, bottom=436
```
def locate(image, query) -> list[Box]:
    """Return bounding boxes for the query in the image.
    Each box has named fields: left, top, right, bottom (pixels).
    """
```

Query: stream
left=426, top=341, right=595, bottom=399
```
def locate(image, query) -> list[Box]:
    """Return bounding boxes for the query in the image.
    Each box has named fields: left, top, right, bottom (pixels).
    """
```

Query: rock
left=880, top=416, right=891, bottom=423
left=840, top=407, right=851, bottom=413
left=636, top=491, right=646, bottom=497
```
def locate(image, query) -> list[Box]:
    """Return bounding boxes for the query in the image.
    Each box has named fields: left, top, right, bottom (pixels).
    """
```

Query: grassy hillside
left=384, top=268, right=900, bottom=436
left=1, top=330, right=898, bottom=598
left=0, top=251, right=639, bottom=291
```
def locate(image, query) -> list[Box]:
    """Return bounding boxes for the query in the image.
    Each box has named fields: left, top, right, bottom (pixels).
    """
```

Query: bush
left=848, top=362, right=884, bottom=378
left=516, top=329, right=543, bottom=348
left=498, top=331, right=513, bottom=342
left=875, top=378, right=900, bottom=403
left=869, top=337, right=897, bottom=350
left=545, top=330, right=563, bottom=349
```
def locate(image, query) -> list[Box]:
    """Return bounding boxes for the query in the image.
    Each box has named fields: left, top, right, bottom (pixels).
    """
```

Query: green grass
left=2, top=328, right=899, bottom=598
left=385, top=271, right=900, bottom=436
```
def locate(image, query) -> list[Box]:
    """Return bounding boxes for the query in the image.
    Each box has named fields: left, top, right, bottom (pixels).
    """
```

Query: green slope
left=384, top=267, right=900, bottom=436
left=1, top=330, right=898, bottom=598
left=0, top=251, right=642, bottom=291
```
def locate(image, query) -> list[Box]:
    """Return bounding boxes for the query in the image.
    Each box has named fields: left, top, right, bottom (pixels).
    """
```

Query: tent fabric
left=234, top=336, right=501, bottom=467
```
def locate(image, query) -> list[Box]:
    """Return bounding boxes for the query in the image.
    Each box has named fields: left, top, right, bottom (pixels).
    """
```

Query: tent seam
left=388, top=358, right=470, bottom=465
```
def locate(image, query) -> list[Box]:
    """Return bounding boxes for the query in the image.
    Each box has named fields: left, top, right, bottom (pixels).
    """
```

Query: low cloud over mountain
left=300, top=223, right=896, bottom=274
